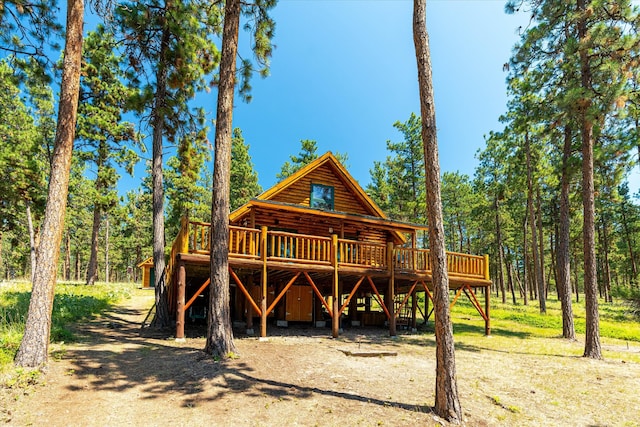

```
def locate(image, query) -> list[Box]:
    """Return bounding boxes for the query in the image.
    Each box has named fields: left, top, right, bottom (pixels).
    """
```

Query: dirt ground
left=2, top=290, right=640, bottom=426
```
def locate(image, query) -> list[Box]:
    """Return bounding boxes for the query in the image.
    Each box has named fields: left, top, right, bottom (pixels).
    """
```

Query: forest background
left=2, top=0, right=640, bottom=318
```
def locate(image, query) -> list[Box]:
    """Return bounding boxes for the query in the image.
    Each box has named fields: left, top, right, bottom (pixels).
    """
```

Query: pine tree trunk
left=413, top=0, right=461, bottom=421
left=522, top=219, right=529, bottom=305
left=599, top=215, right=611, bottom=303
left=86, top=204, right=101, bottom=285
left=26, top=201, right=36, bottom=283
left=557, top=126, right=575, bottom=339
left=536, top=188, right=546, bottom=299
left=578, top=0, right=601, bottom=359
left=204, top=0, right=240, bottom=359
left=64, top=231, right=71, bottom=281
left=105, top=214, right=109, bottom=284
left=525, top=131, right=545, bottom=312
left=494, top=197, right=506, bottom=304
left=620, top=205, right=637, bottom=285
left=150, top=18, right=172, bottom=329
left=14, top=0, right=84, bottom=367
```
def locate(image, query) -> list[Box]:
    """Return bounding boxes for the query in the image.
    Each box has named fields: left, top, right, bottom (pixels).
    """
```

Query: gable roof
left=230, top=151, right=388, bottom=221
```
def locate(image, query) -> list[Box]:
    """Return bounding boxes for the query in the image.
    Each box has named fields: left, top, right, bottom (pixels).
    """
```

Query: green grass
left=0, top=281, right=133, bottom=370
left=448, top=294, right=640, bottom=342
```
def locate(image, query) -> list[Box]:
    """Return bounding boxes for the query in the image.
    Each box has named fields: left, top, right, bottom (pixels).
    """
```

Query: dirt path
left=3, top=291, right=640, bottom=426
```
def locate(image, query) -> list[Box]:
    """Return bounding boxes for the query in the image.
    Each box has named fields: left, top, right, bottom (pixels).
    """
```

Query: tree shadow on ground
left=62, top=304, right=434, bottom=417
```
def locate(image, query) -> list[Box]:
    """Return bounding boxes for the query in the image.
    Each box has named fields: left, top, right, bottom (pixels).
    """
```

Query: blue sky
left=224, top=0, right=530, bottom=191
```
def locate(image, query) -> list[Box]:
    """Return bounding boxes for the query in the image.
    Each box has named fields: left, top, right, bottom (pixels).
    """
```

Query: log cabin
left=166, top=152, right=491, bottom=339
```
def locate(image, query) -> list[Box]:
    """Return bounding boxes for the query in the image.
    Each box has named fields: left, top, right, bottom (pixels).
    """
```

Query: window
left=310, top=183, right=334, bottom=210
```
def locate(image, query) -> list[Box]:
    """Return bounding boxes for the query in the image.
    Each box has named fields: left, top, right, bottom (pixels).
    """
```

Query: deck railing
left=169, top=219, right=489, bottom=280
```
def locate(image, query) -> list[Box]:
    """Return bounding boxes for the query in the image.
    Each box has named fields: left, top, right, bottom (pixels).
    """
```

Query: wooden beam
left=176, top=261, right=186, bottom=340
left=303, top=271, right=332, bottom=317
left=260, top=226, right=268, bottom=338
left=184, top=278, right=210, bottom=312
left=331, top=234, right=339, bottom=338
left=267, top=272, right=301, bottom=314
left=229, top=267, right=261, bottom=316
left=338, top=275, right=366, bottom=316
left=366, top=276, right=391, bottom=320
left=387, top=241, right=396, bottom=336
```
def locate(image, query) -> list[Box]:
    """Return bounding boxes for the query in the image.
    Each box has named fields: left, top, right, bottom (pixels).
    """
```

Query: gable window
left=310, top=183, right=334, bottom=210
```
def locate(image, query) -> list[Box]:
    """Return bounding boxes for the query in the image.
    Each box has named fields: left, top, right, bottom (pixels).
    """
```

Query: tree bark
left=494, top=196, right=506, bottom=304
left=522, top=218, right=529, bottom=305
left=86, top=203, right=101, bottom=285
left=557, top=126, right=575, bottom=340
left=205, top=0, right=240, bottom=358
left=599, top=215, right=611, bottom=303
left=620, top=202, right=637, bottom=286
left=413, top=0, right=461, bottom=422
left=14, top=0, right=84, bottom=367
left=105, top=214, right=109, bottom=284
left=525, top=131, right=545, bottom=309
left=150, top=18, right=172, bottom=328
left=64, top=231, right=71, bottom=281
left=26, top=201, right=36, bottom=283
left=536, top=188, right=546, bottom=300
left=577, top=0, right=601, bottom=359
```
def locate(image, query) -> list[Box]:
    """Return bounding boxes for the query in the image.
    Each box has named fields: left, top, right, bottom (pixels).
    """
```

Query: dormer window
left=310, top=183, right=334, bottom=210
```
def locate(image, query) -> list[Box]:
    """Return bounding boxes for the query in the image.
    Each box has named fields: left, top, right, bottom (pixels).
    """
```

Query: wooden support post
left=411, top=288, right=418, bottom=330
left=246, top=275, right=254, bottom=333
left=176, top=260, right=186, bottom=341
left=387, top=241, right=396, bottom=337
left=260, top=226, right=268, bottom=338
left=331, top=234, right=339, bottom=338
left=485, top=285, right=491, bottom=336
left=484, top=254, right=491, bottom=336
left=425, top=289, right=430, bottom=322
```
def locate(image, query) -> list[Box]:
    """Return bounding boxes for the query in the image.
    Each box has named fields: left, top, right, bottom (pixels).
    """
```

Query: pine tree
left=116, top=0, right=222, bottom=327
left=277, top=139, right=349, bottom=181
left=413, top=0, right=461, bottom=421
left=206, top=0, right=276, bottom=359
left=15, top=0, right=85, bottom=368
left=230, top=128, right=261, bottom=211
left=77, top=27, right=139, bottom=286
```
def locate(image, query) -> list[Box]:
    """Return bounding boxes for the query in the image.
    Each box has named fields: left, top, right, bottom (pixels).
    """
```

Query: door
left=286, top=285, right=313, bottom=321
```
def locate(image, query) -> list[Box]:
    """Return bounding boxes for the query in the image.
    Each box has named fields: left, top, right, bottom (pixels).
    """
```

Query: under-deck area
left=167, top=219, right=492, bottom=339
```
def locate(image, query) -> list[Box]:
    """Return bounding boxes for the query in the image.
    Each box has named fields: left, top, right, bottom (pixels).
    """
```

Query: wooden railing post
left=484, top=254, right=490, bottom=281
left=176, top=260, right=186, bottom=341
left=260, top=226, right=268, bottom=338
left=331, top=234, right=339, bottom=338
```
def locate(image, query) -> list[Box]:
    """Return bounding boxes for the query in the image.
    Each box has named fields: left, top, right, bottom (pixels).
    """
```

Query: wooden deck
left=167, top=218, right=492, bottom=339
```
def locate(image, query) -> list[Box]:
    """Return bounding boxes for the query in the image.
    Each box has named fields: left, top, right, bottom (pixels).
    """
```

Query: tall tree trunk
left=599, top=215, right=612, bottom=303
left=495, top=196, right=506, bottom=303
left=15, top=0, right=84, bottom=367
left=64, top=231, right=71, bottom=281
left=557, top=125, right=575, bottom=339
left=577, top=0, right=601, bottom=359
left=620, top=204, right=638, bottom=285
left=205, top=0, right=240, bottom=358
left=525, top=131, right=545, bottom=312
left=505, top=247, right=517, bottom=304
left=413, top=0, right=461, bottom=421
left=536, top=188, right=546, bottom=299
left=86, top=203, right=101, bottom=285
left=105, top=214, right=109, bottom=284
left=150, top=21, right=172, bottom=328
left=75, top=249, right=81, bottom=281
left=26, top=201, right=36, bottom=283
left=522, top=218, right=529, bottom=305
